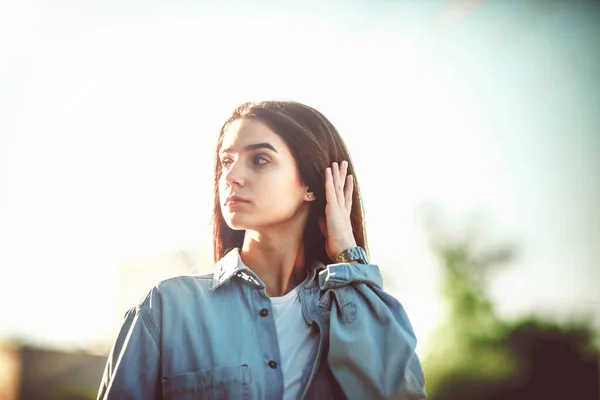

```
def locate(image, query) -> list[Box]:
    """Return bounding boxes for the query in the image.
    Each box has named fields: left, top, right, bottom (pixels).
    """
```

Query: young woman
left=98, top=101, right=426, bottom=399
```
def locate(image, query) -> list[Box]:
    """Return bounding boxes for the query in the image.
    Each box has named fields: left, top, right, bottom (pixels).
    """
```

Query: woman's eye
left=253, top=155, right=269, bottom=166
left=220, top=158, right=232, bottom=168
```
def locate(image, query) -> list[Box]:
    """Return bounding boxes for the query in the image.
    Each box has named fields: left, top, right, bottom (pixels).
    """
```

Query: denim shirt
left=97, top=249, right=426, bottom=400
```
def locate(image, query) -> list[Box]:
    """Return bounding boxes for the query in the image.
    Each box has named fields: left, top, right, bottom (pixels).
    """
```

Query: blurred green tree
left=418, top=203, right=599, bottom=399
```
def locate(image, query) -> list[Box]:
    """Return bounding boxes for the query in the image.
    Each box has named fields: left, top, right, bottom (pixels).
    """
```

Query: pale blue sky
left=1, top=1, right=599, bottom=352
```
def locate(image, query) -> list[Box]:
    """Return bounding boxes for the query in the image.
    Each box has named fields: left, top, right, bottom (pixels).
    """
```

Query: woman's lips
left=225, top=200, right=249, bottom=207
left=224, top=196, right=250, bottom=207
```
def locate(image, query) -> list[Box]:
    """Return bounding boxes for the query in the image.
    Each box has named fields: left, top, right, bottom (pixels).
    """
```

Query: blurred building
left=0, top=344, right=20, bottom=400
left=0, top=343, right=106, bottom=400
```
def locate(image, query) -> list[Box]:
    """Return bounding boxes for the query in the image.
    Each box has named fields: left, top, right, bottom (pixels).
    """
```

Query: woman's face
left=218, top=119, right=313, bottom=231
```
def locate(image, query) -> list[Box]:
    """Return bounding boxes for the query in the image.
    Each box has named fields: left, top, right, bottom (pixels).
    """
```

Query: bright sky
left=1, top=1, right=599, bottom=353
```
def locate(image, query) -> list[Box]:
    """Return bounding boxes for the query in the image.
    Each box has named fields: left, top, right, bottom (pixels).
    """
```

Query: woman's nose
left=222, top=160, right=245, bottom=186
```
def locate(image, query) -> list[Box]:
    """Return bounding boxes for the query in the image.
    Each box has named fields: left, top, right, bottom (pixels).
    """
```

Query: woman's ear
left=304, top=186, right=316, bottom=202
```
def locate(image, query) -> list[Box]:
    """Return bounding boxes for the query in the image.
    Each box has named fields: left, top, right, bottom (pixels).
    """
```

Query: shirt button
left=268, top=360, right=277, bottom=369
left=259, top=308, right=269, bottom=317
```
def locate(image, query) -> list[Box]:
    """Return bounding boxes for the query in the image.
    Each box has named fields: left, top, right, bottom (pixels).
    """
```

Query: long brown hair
left=211, top=101, right=369, bottom=267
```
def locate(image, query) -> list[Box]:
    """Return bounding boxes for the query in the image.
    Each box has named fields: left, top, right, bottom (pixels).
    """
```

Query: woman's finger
left=325, top=167, right=337, bottom=204
left=332, top=162, right=342, bottom=196
left=339, top=161, right=348, bottom=187
left=339, top=161, right=348, bottom=203
left=345, top=174, right=353, bottom=214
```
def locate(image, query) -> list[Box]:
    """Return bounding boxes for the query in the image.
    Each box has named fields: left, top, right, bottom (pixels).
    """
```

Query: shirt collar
left=210, top=248, right=259, bottom=290
left=210, top=248, right=327, bottom=291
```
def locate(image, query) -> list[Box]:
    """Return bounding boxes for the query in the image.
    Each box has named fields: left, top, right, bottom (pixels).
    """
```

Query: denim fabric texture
left=98, top=249, right=426, bottom=400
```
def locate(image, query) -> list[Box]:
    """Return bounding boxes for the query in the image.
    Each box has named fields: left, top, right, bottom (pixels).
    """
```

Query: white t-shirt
left=269, top=281, right=319, bottom=400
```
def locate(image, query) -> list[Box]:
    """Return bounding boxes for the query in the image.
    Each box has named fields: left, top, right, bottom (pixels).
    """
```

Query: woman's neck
left=241, top=229, right=307, bottom=297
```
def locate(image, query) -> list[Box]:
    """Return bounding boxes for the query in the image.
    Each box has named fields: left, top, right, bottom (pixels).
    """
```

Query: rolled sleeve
left=319, top=263, right=427, bottom=399
left=318, top=262, right=383, bottom=290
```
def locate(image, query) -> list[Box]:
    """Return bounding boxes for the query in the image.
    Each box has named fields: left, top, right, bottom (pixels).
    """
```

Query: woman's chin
left=224, top=215, right=250, bottom=231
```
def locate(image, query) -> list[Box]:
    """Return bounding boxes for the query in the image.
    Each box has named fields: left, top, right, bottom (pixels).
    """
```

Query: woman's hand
left=318, top=160, right=357, bottom=262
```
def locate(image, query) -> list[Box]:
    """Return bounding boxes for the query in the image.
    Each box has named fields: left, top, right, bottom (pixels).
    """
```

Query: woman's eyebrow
left=220, top=142, right=279, bottom=155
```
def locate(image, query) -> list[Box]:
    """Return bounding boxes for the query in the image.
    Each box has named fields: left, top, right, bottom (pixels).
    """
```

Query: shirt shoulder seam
left=138, top=304, right=160, bottom=348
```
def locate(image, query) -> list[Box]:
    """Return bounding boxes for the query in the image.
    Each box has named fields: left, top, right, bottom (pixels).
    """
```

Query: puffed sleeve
left=318, top=262, right=427, bottom=400
left=97, top=294, right=162, bottom=400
